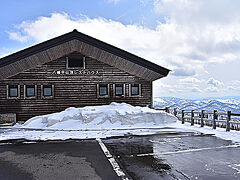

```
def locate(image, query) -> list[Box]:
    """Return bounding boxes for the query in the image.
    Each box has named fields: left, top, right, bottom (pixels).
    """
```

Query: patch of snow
left=168, top=121, right=240, bottom=143
left=217, top=99, right=240, bottom=105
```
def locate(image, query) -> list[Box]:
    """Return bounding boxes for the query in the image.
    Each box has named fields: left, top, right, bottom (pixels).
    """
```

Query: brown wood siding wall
left=0, top=53, right=152, bottom=121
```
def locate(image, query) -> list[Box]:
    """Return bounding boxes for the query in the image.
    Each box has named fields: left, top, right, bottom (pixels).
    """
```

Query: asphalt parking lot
left=0, top=131, right=240, bottom=180
left=104, top=132, right=240, bottom=180
left=0, top=140, right=120, bottom=180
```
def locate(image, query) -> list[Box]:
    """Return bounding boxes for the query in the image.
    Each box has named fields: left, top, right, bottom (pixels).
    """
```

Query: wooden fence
left=156, top=107, right=240, bottom=132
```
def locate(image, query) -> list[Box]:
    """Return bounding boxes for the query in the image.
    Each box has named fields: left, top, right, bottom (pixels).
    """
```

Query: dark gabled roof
left=0, top=29, right=170, bottom=79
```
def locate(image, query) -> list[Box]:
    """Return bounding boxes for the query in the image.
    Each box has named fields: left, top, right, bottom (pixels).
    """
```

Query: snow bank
left=0, top=103, right=177, bottom=141
left=21, top=102, right=177, bottom=130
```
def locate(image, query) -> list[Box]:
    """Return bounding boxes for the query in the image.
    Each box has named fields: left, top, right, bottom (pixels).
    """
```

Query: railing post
left=165, top=107, right=170, bottom=113
left=200, top=110, right=204, bottom=127
left=213, top=110, right=217, bottom=129
left=226, top=111, right=231, bottom=132
left=173, top=108, right=177, bottom=116
left=191, top=110, right=194, bottom=126
left=181, top=110, right=185, bottom=124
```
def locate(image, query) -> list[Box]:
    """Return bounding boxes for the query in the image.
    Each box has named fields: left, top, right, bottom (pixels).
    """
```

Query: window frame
left=24, top=85, right=37, bottom=99
left=41, top=85, right=54, bottom=99
left=7, top=85, right=20, bottom=99
left=97, top=84, right=110, bottom=98
left=66, top=56, right=86, bottom=69
left=113, top=84, right=125, bottom=97
left=129, top=84, right=142, bottom=97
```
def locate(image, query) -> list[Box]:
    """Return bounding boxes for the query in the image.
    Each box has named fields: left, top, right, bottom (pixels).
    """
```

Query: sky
left=0, top=0, right=240, bottom=99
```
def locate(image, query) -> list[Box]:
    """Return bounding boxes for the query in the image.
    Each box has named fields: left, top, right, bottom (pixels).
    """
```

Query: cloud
left=153, top=0, right=240, bottom=66
left=227, top=86, right=237, bottom=91
left=180, top=77, right=201, bottom=84
left=7, top=8, right=240, bottom=78
left=192, top=87, right=202, bottom=93
left=207, top=78, right=224, bottom=87
left=206, top=86, right=218, bottom=93
left=227, top=80, right=240, bottom=91
left=154, top=0, right=240, bottom=25
left=8, top=13, right=79, bottom=43
left=231, top=80, right=240, bottom=86
left=8, top=32, right=29, bottom=43
left=204, top=78, right=224, bottom=93
left=171, top=67, right=196, bottom=76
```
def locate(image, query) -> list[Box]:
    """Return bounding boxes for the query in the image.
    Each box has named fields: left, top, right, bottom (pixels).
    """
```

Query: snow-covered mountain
left=153, top=97, right=240, bottom=113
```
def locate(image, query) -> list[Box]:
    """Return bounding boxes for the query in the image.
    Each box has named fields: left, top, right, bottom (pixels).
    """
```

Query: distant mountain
left=153, top=97, right=240, bottom=113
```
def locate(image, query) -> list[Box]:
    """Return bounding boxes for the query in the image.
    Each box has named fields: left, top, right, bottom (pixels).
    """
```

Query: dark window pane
left=131, top=85, right=139, bottom=95
left=43, top=87, right=52, bottom=96
left=115, top=85, right=123, bottom=96
left=68, top=58, right=83, bottom=68
left=26, top=86, right=35, bottom=97
left=9, top=86, right=18, bottom=97
left=99, top=85, right=108, bottom=96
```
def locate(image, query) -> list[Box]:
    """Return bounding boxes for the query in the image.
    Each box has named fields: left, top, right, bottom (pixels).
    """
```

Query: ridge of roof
left=0, top=29, right=170, bottom=76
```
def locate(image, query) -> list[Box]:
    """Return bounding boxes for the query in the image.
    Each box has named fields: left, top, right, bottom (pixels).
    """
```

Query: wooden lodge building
left=0, top=30, right=170, bottom=122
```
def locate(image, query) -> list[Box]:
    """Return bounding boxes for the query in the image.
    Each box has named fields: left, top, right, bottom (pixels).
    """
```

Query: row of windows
left=97, top=84, right=141, bottom=97
left=7, top=85, right=54, bottom=99
left=7, top=84, right=141, bottom=99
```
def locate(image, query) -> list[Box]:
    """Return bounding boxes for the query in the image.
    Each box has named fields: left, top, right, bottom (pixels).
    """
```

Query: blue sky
left=0, top=0, right=160, bottom=47
left=0, top=0, right=166, bottom=57
left=1, top=0, right=240, bottom=99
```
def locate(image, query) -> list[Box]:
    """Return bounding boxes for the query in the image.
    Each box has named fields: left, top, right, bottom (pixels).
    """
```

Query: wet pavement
left=0, top=131, right=240, bottom=179
left=103, top=132, right=240, bottom=180
left=0, top=140, right=120, bottom=180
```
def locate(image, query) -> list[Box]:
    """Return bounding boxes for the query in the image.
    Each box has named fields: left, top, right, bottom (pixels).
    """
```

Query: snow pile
left=21, top=102, right=177, bottom=130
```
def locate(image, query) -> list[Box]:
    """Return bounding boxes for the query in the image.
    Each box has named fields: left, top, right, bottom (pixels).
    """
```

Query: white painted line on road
left=158, top=143, right=240, bottom=155
left=129, top=153, right=154, bottom=157
left=0, top=143, right=12, bottom=146
left=228, top=164, right=240, bottom=174
left=96, top=138, right=129, bottom=180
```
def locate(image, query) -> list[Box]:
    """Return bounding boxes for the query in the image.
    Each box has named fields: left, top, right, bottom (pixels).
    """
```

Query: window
left=99, top=85, right=108, bottom=96
left=67, top=56, right=85, bottom=68
left=8, top=85, right=18, bottom=98
left=114, top=84, right=125, bottom=97
left=130, top=84, right=141, bottom=96
left=97, top=84, right=109, bottom=98
left=44, top=86, right=52, bottom=96
left=25, top=85, right=36, bottom=98
left=42, top=85, right=54, bottom=98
